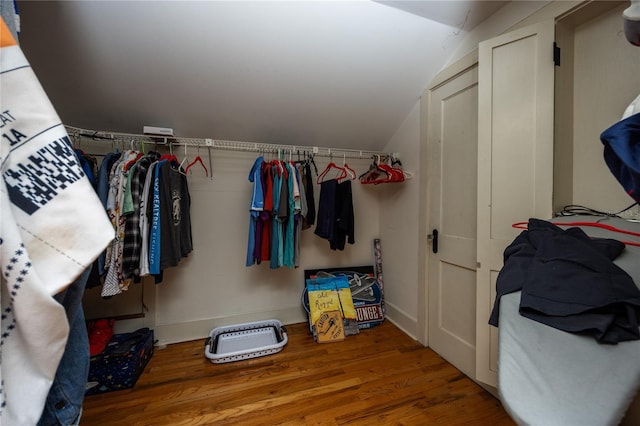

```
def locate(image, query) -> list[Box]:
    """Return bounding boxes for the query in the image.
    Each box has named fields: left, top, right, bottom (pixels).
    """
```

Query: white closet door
left=426, top=61, right=478, bottom=379
left=475, top=20, right=555, bottom=387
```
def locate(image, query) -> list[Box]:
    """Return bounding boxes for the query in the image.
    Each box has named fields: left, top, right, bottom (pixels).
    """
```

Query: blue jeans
left=37, top=266, right=92, bottom=426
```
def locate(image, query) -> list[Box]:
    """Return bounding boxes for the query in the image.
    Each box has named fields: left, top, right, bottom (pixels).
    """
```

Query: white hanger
left=179, top=143, right=189, bottom=175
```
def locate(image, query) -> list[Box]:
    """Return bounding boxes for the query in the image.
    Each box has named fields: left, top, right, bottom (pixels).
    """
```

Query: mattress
left=498, top=216, right=640, bottom=426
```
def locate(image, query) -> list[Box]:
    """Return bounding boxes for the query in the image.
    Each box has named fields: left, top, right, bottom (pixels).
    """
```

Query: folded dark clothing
left=490, top=219, right=640, bottom=344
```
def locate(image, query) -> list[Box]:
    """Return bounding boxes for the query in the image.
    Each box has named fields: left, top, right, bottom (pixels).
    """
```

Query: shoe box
left=85, top=327, right=154, bottom=395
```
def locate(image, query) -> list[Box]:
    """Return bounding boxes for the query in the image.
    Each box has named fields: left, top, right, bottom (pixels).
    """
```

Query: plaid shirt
left=122, top=153, right=158, bottom=279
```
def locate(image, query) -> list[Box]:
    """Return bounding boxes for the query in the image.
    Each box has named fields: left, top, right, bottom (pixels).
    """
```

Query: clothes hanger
left=340, top=154, right=356, bottom=181
left=179, top=143, right=189, bottom=173
left=317, top=151, right=347, bottom=183
left=270, top=153, right=284, bottom=176
left=185, top=156, right=208, bottom=176
left=512, top=220, right=640, bottom=247
left=317, top=162, right=347, bottom=183
left=185, top=145, right=209, bottom=177
left=308, top=152, right=318, bottom=176
left=159, top=143, right=179, bottom=163
left=358, top=155, right=378, bottom=179
left=376, top=156, right=404, bottom=183
left=378, top=164, right=401, bottom=182
left=375, top=155, right=410, bottom=183
left=124, top=139, right=144, bottom=171
left=159, top=153, right=179, bottom=162
left=390, top=157, right=413, bottom=181
left=359, top=155, right=390, bottom=185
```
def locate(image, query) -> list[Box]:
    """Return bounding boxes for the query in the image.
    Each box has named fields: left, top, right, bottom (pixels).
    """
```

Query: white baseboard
left=140, top=302, right=419, bottom=348
left=153, top=306, right=308, bottom=346
left=383, top=302, right=419, bottom=342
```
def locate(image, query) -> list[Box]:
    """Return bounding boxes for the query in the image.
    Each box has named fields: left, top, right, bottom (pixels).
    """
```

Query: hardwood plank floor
left=81, top=321, right=515, bottom=425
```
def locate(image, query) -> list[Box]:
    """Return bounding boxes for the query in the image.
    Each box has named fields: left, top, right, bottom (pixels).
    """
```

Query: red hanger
left=317, top=162, right=347, bottom=184
left=160, top=154, right=179, bottom=163
left=185, top=155, right=209, bottom=177
left=124, top=152, right=143, bottom=171
left=360, top=161, right=391, bottom=185
left=512, top=220, right=640, bottom=247
left=360, top=155, right=390, bottom=185
left=378, top=163, right=404, bottom=183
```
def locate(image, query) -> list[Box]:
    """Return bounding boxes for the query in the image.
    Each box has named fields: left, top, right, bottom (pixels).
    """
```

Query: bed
left=497, top=215, right=640, bottom=426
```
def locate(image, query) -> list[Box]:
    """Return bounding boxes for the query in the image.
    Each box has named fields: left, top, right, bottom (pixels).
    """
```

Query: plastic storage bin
left=204, top=319, right=288, bottom=364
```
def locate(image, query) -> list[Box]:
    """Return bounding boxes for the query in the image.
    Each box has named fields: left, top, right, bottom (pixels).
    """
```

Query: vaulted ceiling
left=16, top=1, right=509, bottom=151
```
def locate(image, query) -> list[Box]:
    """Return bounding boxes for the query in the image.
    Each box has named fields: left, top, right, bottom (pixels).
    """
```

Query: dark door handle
left=430, top=229, right=438, bottom=254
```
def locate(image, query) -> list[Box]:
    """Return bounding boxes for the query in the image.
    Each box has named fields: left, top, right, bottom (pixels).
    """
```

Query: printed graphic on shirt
left=172, top=189, right=181, bottom=226
left=3, top=136, right=85, bottom=215
left=149, top=165, right=161, bottom=274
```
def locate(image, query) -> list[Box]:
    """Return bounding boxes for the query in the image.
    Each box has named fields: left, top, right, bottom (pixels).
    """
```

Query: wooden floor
left=81, top=321, right=515, bottom=425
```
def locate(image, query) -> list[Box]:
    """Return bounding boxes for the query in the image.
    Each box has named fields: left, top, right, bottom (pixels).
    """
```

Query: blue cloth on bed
left=601, top=112, right=640, bottom=204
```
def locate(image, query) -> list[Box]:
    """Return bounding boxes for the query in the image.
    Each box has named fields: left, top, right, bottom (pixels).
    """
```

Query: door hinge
left=553, top=42, right=561, bottom=67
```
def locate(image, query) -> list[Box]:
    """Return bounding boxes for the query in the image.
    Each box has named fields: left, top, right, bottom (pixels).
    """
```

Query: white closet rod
left=65, top=125, right=388, bottom=160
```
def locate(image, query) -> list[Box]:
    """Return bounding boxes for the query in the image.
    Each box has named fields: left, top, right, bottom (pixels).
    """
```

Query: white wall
left=571, top=4, right=640, bottom=213
left=378, top=101, right=422, bottom=339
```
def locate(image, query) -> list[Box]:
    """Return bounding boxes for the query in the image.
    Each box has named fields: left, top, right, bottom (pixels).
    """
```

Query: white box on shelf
left=143, top=126, right=174, bottom=137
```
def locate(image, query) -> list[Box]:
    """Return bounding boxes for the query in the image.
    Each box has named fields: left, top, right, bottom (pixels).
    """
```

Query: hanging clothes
left=91, top=149, right=193, bottom=296
left=293, top=164, right=308, bottom=267
left=246, top=156, right=265, bottom=266
left=96, top=151, right=121, bottom=276
left=103, top=150, right=139, bottom=297
left=315, top=179, right=337, bottom=241
left=246, top=156, right=314, bottom=268
left=283, top=162, right=297, bottom=268
left=271, top=160, right=286, bottom=268
left=74, top=148, right=98, bottom=188
left=121, top=152, right=159, bottom=281
left=314, top=162, right=355, bottom=251
left=302, top=158, right=317, bottom=229
left=139, top=159, right=158, bottom=277
left=260, top=161, right=274, bottom=263
left=157, top=159, right=193, bottom=270
left=330, top=179, right=355, bottom=250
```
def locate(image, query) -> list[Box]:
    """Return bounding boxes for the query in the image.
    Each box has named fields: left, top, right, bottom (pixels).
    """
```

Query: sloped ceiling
left=376, top=1, right=508, bottom=30
left=16, top=1, right=507, bottom=151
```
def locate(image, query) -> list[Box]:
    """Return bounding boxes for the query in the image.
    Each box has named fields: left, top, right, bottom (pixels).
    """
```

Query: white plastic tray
left=204, top=319, right=288, bottom=364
